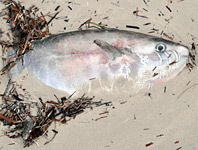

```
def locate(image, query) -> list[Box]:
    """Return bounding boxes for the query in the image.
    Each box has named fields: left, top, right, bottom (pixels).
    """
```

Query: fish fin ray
left=94, top=39, right=122, bottom=59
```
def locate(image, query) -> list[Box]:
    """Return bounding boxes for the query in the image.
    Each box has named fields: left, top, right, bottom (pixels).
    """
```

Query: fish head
left=130, top=36, right=189, bottom=87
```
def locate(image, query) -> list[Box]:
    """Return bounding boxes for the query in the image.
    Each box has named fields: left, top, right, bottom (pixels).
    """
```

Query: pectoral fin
left=94, top=39, right=122, bottom=59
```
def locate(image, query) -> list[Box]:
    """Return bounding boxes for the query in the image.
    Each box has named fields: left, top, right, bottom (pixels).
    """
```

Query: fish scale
left=8, top=29, right=189, bottom=93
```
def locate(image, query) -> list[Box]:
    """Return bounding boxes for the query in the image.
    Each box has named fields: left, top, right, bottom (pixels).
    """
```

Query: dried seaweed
left=133, top=7, right=148, bottom=19
left=0, top=81, right=111, bottom=147
left=126, top=25, right=140, bottom=29
left=166, top=5, right=172, bottom=12
left=0, top=0, right=51, bottom=74
left=78, top=18, right=107, bottom=30
left=163, top=32, right=174, bottom=40
left=145, top=142, right=154, bottom=147
left=0, top=29, right=3, bottom=38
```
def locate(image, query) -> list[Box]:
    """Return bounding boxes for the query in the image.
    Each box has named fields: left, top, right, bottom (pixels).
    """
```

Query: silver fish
left=8, top=29, right=189, bottom=93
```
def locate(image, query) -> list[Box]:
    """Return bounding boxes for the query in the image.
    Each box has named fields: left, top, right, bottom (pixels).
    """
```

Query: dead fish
left=8, top=29, right=189, bottom=93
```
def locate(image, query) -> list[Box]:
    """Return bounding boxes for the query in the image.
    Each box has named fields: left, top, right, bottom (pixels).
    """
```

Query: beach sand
left=0, top=0, right=198, bottom=149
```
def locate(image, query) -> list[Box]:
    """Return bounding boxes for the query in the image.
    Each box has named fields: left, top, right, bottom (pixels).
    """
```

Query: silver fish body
left=9, top=29, right=189, bottom=93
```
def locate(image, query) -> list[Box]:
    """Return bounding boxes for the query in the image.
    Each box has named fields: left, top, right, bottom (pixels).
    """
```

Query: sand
left=0, top=0, right=198, bottom=149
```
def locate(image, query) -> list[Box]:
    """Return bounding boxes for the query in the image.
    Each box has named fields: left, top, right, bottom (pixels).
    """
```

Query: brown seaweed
left=0, top=81, right=111, bottom=147
left=0, top=0, right=51, bottom=74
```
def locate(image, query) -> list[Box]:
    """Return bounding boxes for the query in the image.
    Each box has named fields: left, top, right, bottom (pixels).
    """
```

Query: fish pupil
left=156, top=43, right=166, bottom=52
left=158, top=45, right=164, bottom=51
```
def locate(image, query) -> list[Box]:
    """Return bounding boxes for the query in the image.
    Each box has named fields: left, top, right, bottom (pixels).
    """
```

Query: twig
left=44, top=129, right=58, bottom=145
left=177, top=83, right=198, bottom=99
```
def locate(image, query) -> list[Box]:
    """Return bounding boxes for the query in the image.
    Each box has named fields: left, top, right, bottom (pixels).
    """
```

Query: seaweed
left=0, top=0, right=51, bottom=74
left=0, top=81, right=111, bottom=147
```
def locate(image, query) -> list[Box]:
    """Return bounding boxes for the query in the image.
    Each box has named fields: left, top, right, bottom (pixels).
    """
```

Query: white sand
left=0, top=0, right=198, bottom=149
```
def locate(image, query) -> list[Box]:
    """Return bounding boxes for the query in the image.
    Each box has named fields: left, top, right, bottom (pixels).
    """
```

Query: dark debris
left=0, top=80, right=111, bottom=147
left=0, top=0, right=52, bottom=74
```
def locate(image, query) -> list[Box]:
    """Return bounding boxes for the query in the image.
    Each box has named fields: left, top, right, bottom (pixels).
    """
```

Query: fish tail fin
left=5, top=47, right=26, bottom=77
left=8, top=59, right=26, bottom=77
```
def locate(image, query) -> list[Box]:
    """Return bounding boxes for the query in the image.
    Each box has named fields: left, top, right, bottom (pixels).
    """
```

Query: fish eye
left=155, top=43, right=166, bottom=52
